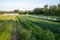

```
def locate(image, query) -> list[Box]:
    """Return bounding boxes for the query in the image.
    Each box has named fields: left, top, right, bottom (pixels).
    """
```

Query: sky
left=0, top=0, right=60, bottom=11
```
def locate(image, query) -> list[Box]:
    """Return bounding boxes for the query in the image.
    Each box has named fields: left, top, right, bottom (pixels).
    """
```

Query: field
left=0, top=15, right=60, bottom=40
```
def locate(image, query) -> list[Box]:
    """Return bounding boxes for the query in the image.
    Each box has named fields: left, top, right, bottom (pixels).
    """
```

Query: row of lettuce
left=17, top=16, right=60, bottom=40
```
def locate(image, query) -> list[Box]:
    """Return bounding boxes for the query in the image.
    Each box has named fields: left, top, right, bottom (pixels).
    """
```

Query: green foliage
left=17, top=16, right=58, bottom=40
left=0, top=15, right=60, bottom=40
left=0, top=20, right=13, bottom=40
left=0, top=11, right=3, bottom=15
left=14, top=9, right=20, bottom=13
left=18, top=16, right=60, bottom=40
left=0, top=4, right=60, bottom=16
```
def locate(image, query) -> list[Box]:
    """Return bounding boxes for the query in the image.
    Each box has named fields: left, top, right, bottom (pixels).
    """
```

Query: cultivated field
left=0, top=15, right=60, bottom=40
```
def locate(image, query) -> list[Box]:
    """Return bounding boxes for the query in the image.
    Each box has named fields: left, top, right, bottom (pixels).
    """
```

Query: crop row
left=0, top=20, right=13, bottom=40
left=17, top=16, right=56, bottom=40
left=22, top=16, right=60, bottom=40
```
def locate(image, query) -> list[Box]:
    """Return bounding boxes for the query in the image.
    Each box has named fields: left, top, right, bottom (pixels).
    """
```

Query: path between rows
left=11, top=21, right=17, bottom=40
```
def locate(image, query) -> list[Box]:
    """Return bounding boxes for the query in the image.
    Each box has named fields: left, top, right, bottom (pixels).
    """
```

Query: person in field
left=19, top=18, right=24, bottom=23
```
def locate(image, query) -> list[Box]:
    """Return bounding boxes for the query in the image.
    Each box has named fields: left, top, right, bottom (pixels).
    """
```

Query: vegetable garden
left=0, top=15, right=60, bottom=40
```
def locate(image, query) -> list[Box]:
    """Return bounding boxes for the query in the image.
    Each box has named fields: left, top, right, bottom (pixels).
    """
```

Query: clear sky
left=0, top=0, right=60, bottom=11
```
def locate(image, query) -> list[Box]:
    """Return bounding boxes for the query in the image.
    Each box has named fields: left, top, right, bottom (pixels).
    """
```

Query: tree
left=43, top=5, right=48, bottom=15
left=57, top=4, right=60, bottom=8
left=0, top=11, right=3, bottom=15
left=48, top=5, right=57, bottom=16
left=33, top=8, right=43, bottom=15
left=19, top=11, right=24, bottom=14
left=23, top=10, right=32, bottom=14
left=14, top=9, right=20, bottom=13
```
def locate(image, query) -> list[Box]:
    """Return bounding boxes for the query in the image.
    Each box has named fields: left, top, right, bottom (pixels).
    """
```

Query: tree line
left=0, top=4, right=60, bottom=16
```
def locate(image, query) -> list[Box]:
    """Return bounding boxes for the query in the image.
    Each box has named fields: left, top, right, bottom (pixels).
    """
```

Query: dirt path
left=11, top=21, right=17, bottom=40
